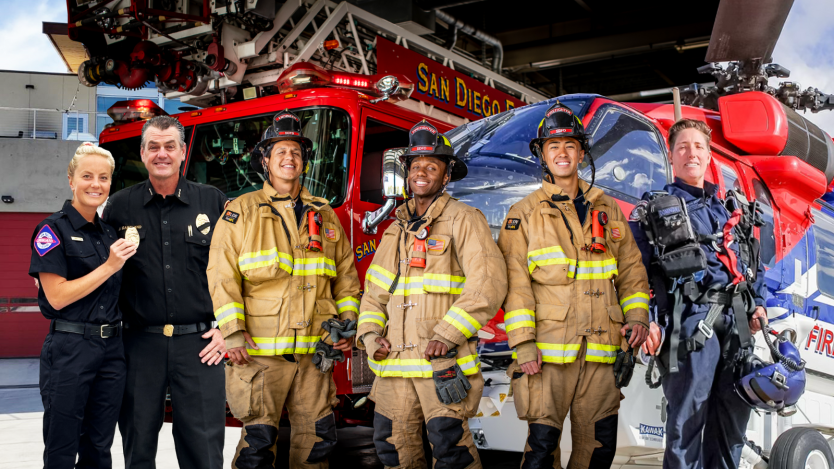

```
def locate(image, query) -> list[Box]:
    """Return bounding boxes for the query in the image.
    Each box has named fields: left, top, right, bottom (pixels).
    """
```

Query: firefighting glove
left=613, top=331, right=635, bottom=389
left=430, top=349, right=471, bottom=404
left=322, top=318, right=357, bottom=345
left=312, top=340, right=345, bottom=373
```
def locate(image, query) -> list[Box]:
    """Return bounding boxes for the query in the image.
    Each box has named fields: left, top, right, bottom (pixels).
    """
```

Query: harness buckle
left=696, top=320, right=714, bottom=339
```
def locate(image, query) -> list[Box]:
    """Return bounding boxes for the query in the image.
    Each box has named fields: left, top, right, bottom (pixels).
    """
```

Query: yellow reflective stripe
left=586, top=343, right=620, bottom=364
left=295, top=336, right=320, bottom=354
left=244, top=336, right=322, bottom=355
left=569, top=258, right=619, bottom=280
left=336, top=296, right=359, bottom=313
left=214, top=302, right=244, bottom=326
left=423, top=273, right=466, bottom=294
left=366, top=265, right=396, bottom=291
left=368, top=354, right=480, bottom=378
left=238, top=248, right=293, bottom=273
left=358, top=311, right=387, bottom=328
left=442, top=306, right=481, bottom=338
left=292, top=257, right=336, bottom=277
left=393, top=277, right=425, bottom=297
left=527, top=246, right=575, bottom=274
left=512, top=342, right=581, bottom=364
left=504, top=309, right=536, bottom=331
left=620, top=292, right=650, bottom=312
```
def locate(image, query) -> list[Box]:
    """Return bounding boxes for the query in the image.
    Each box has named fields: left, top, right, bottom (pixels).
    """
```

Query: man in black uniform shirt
left=103, top=116, right=228, bottom=469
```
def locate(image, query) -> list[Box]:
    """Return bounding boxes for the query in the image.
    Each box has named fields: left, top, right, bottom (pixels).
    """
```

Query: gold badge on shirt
left=125, top=227, right=140, bottom=246
left=196, top=214, right=210, bottom=235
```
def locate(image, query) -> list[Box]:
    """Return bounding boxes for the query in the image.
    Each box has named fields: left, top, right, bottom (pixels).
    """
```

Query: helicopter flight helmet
left=734, top=326, right=806, bottom=415
left=402, top=120, right=467, bottom=183
left=250, top=110, right=314, bottom=172
left=529, top=101, right=595, bottom=193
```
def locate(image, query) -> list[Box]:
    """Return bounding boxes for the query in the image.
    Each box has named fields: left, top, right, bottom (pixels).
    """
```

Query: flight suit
left=630, top=179, right=767, bottom=469
left=356, top=192, right=508, bottom=469
left=498, top=179, right=650, bottom=469
left=208, top=183, right=360, bottom=469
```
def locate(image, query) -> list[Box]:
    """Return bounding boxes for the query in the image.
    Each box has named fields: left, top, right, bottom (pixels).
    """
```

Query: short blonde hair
left=68, top=142, right=115, bottom=178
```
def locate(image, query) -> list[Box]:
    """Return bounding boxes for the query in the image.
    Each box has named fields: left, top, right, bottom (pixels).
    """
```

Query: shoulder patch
left=34, top=224, right=61, bottom=256
left=628, top=200, right=648, bottom=222
left=222, top=210, right=240, bottom=224
left=504, top=218, right=521, bottom=230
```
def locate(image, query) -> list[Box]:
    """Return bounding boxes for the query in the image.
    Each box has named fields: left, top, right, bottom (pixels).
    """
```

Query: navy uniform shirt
left=102, top=176, right=227, bottom=327
left=630, top=178, right=766, bottom=321
left=29, top=200, right=121, bottom=324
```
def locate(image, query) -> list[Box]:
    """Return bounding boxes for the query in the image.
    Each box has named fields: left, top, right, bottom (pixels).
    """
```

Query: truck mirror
left=382, top=147, right=407, bottom=200
left=362, top=147, right=406, bottom=235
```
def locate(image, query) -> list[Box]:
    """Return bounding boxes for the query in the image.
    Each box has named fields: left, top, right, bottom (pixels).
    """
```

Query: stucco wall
left=0, top=139, right=77, bottom=213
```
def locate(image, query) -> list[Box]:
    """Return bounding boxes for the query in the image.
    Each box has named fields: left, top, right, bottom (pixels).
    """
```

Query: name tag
left=71, top=236, right=84, bottom=242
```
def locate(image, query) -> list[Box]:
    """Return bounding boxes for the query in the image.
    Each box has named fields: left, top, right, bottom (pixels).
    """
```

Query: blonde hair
left=68, top=142, right=115, bottom=178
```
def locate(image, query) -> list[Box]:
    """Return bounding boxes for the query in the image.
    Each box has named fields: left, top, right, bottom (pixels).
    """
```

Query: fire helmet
left=734, top=326, right=806, bottom=414
left=529, top=101, right=589, bottom=157
left=250, top=110, right=314, bottom=172
left=402, top=120, right=467, bottom=182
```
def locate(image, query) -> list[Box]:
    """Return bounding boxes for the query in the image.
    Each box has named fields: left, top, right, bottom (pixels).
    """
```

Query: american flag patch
left=611, top=227, right=622, bottom=239
left=427, top=238, right=445, bottom=251
left=324, top=228, right=336, bottom=241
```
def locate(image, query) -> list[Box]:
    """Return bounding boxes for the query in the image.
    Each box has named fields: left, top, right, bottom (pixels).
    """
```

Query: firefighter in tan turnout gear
left=207, top=110, right=360, bottom=469
left=497, top=102, right=651, bottom=468
left=357, top=121, right=508, bottom=469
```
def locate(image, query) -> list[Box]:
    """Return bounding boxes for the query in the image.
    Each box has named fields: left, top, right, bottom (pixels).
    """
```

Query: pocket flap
left=426, top=235, right=450, bottom=255
left=233, top=361, right=268, bottom=383
left=315, top=298, right=338, bottom=317
left=185, top=231, right=211, bottom=246
left=536, top=304, right=570, bottom=321
left=243, top=297, right=283, bottom=317
left=607, top=304, right=625, bottom=324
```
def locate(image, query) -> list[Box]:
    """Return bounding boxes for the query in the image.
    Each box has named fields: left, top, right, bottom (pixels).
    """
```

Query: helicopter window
left=445, top=97, right=590, bottom=240
left=102, top=127, right=194, bottom=196
left=752, top=179, right=777, bottom=268
left=813, top=209, right=834, bottom=298
left=360, top=119, right=409, bottom=205
left=719, top=163, right=742, bottom=196
left=582, top=104, right=669, bottom=201
left=186, top=108, right=350, bottom=206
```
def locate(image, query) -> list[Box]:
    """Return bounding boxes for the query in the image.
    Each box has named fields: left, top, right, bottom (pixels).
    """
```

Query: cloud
left=771, top=0, right=834, bottom=134
left=0, top=0, right=68, bottom=73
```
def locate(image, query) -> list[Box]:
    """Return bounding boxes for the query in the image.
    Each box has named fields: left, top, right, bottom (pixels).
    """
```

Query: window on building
left=582, top=104, right=670, bottom=200
left=63, top=113, right=90, bottom=140
left=186, top=107, right=350, bottom=204
left=814, top=208, right=834, bottom=298
left=360, top=119, right=409, bottom=205
left=752, top=179, right=777, bottom=268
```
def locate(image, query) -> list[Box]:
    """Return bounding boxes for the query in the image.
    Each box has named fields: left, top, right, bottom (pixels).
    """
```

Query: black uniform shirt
left=102, top=177, right=227, bottom=327
left=29, top=200, right=121, bottom=324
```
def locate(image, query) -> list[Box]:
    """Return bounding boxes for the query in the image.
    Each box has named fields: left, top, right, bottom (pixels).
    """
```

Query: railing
left=0, top=107, right=99, bottom=141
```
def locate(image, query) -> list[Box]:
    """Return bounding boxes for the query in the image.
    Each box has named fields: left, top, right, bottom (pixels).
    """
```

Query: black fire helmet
left=250, top=110, right=314, bottom=172
left=401, top=120, right=467, bottom=182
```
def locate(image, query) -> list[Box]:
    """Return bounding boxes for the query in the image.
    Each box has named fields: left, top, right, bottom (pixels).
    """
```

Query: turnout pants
left=226, top=354, right=338, bottom=469
left=40, top=330, right=126, bottom=469
left=369, top=372, right=484, bottom=469
left=661, top=312, right=751, bottom=469
left=119, top=331, right=226, bottom=469
left=509, top=343, right=622, bottom=469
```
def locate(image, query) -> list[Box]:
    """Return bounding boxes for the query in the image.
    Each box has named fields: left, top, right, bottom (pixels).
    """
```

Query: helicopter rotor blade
left=706, top=0, right=794, bottom=63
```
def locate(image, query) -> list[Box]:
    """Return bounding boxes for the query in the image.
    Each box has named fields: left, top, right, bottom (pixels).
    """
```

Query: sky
left=0, top=0, right=832, bottom=132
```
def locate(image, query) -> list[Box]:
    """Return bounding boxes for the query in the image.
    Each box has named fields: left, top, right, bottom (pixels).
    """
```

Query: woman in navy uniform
left=29, top=142, right=137, bottom=469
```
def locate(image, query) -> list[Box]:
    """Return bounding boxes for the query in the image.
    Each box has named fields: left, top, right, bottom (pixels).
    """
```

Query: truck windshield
left=186, top=107, right=350, bottom=205
left=445, top=96, right=590, bottom=237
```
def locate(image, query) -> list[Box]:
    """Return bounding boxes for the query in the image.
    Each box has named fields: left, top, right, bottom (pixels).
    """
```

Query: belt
left=125, top=322, right=213, bottom=337
left=53, top=319, right=121, bottom=339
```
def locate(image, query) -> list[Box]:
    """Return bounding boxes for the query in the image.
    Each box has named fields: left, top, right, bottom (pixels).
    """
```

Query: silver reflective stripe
left=215, top=305, right=243, bottom=323
left=247, top=340, right=294, bottom=351
left=423, top=278, right=466, bottom=290
left=458, top=358, right=481, bottom=373
left=527, top=250, right=571, bottom=269
left=445, top=309, right=478, bottom=336
left=621, top=296, right=649, bottom=309
left=585, top=348, right=617, bottom=358
left=338, top=298, right=359, bottom=309
left=504, top=312, right=534, bottom=326
left=541, top=348, right=580, bottom=359
left=369, top=362, right=431, bottom=373
left=239, top=252, right=293, bottom=270
left=576, top=264, right=618, bottom=275
left=367, top=268, right=394, bottom=289
left=395, top=278, right=424, bottom=291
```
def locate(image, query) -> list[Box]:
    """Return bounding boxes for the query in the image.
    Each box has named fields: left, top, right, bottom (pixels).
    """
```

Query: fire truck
left=41, top=0, right=834, bottom=465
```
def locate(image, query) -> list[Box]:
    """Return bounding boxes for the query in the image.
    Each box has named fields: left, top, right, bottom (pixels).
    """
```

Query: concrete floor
left=0, top=358, right=522, bottom=468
